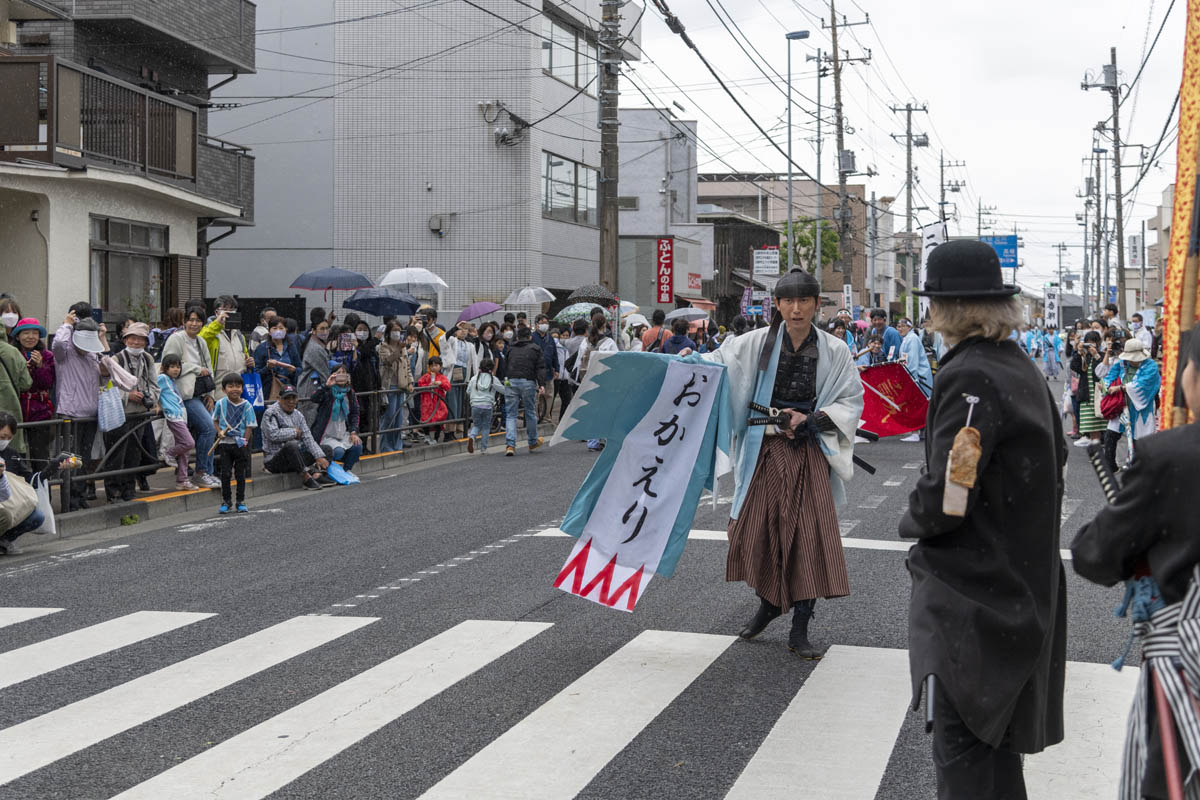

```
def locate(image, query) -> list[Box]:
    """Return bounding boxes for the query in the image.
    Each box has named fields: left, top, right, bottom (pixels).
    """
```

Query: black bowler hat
left=913, top=240, right=1020, bottom=298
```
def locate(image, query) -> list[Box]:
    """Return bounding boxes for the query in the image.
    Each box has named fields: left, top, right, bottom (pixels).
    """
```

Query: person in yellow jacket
left=199, top=296, right=254, bottom=383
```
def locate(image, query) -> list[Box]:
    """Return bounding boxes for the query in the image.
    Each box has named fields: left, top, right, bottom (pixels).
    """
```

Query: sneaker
left=316, top=474, right=337, bottom=487
left=467, top=437, right=474, bottom=454
left=505, top=446, right=515, bottom=457
left=236, top=503, right=249, bottom=513
left=0, top=541, right=23, bottom=556
left=303, top=477, right=324, bottom=491
left=219, top=504, right=230, bottom=514
left=1072, top=437, right=1093, bottom=448
left=197, top=473, right=221, bottom=489
left=529, top=437, right=544, bottom=452
left=176, top=480, right=198, bottom=490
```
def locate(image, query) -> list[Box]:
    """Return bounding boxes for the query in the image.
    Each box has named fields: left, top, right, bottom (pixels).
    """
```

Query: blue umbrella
left=290, top=266, right=374, bottom=301
left=342, top=287, right=420, bottom=317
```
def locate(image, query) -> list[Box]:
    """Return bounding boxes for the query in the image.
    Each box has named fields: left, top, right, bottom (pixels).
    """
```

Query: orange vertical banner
left=1160, top=0, right=1200, bottom=428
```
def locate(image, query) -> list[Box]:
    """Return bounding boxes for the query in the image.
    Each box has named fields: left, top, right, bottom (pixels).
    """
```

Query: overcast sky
left=622, top=0, right=1187, bottom=295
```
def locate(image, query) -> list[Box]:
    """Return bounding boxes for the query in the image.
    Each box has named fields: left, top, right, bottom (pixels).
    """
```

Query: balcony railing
left=0, top=55, right=252, bottom=218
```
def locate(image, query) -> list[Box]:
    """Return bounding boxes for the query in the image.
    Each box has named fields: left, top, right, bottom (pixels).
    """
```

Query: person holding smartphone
left=1070, top=330, right=1107, bottom=448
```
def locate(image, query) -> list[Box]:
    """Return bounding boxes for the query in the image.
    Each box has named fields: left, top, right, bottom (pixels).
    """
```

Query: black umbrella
left=342, top=287, right=420, bottom=317
left=568, top=284, right=617, bottom=306
left=290, top=266, right=374, bottom=301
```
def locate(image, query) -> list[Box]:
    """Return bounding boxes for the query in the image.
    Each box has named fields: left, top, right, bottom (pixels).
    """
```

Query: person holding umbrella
left=900, top=240, right=1066, bottom=798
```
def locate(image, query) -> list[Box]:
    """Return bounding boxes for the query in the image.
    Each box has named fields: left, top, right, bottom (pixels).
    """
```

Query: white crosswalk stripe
left=0, top=607, right=61, bottom=629
left=113, top=620, right=552, bottom=800
left=0, top=614, right=375, bottom=785
left=418, top=630, right=734, bottom=799
left=0, top=608, right=1140, bottom=798
left=0, top=610, right=214, bottom=691
left=726, top=645, right=911, bottom=799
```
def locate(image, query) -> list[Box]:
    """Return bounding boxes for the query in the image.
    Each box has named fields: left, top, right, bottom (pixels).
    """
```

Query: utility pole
left=1083, top=49, right=1127, bottom=316
left=1054, top=242, right=1068, bottom=290
left=868, top=190, right=878, bottom=309
left=597, top=0, right=622, bottom=294
left=824, top=2, right=869, bottom=291
left=890, top=102, right=928, bottom=318
left=806, top=47, right=824, bottom=286
left=938, top=150, right=966, bottom=222
left=1094, top=152, right=1104, bottom=310
left=975, top=197, right=996, bottom=238
left=1109, top=48, right=1127, bottom=318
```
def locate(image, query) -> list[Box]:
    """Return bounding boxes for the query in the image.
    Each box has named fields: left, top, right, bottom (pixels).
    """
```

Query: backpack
left=646, top=327, right=667, bottom=353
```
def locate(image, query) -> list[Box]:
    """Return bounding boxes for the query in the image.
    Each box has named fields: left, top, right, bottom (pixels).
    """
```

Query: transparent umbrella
left=379, top=267, right=449, bottom=296
left=665, top=307, right=710, bottom=323
left=504, top=286, right=555, bottom=305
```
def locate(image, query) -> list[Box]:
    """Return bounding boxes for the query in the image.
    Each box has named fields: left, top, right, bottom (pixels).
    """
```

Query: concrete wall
left=0, top=168, right=201, bottom=323
left=205, top=0, right=336, bottom=301
left=0, top=188, right=50, bottom=323
left=617, top=235, right=701, bottom=314
left=618, top=109, right=697, bottom=236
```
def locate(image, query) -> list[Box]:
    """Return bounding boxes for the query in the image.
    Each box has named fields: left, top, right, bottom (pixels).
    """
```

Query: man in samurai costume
left=693, top=269, right=863, bottom=658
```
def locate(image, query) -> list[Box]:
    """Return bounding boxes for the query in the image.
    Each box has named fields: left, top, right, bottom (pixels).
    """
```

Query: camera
left=223, top=311, right=242, bottom=330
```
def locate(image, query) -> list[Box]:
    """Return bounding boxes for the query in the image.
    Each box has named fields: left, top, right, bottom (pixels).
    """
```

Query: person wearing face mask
left=11, top=319, right=55, bottom=469
left=1130, top=312, right=1154, bottom=351
left=0, top=308, right=32, bottom=465
left=199, top=296, right=254, bottom=384
left=347, top=319, right=380, bottom=450
left=0, top=410, right=61, bottom=555
left=437, top=323, right=480, bottom=437
left=530, top=314, right=560, bottom=404
left=53, top=305, right=113, bottom=508
left=311, top=365, right=363, bottom=473
left=0, top=297, right=23, bottom=340
left=161, top=305, right=219, bottom=490
left=376, top=320, right=414, bottom=453
left=103, top=322, right=160, bottom=503
left=297, top=318, right=333, bottom=423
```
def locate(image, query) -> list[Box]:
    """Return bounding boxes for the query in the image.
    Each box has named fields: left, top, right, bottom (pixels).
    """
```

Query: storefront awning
left=686, top=297, right=717, bottom=311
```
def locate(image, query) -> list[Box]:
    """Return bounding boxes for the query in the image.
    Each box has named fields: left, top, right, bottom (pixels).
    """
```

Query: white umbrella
left=505, top=286, right=555, bottom=305
left=379, top=267, right=449, bottom=295
left=665, top=307, right=709, bottom=323
left=624, top=313, right=649, bottom=329
left=619, top=300, right=639, bottom=317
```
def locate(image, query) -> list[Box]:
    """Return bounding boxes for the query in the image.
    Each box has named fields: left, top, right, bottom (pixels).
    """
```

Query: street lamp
left=786, top=30, right=810, bottom=277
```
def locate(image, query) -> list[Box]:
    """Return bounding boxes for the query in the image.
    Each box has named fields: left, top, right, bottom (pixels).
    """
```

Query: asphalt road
left=0, top=373, right=1136, bottom=800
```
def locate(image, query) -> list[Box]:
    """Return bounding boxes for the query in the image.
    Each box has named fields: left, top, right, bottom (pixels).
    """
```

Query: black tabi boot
left=739, top=597, right=782, bottom=640
left=789, top=599, right=822, bottom=659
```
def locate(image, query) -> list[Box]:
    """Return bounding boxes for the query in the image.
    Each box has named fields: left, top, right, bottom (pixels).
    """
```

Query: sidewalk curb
left=50, top=423, right=558, bottom=541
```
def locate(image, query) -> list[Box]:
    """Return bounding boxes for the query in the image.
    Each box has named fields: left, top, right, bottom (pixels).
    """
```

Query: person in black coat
left=1071, top=321, right=1200, bottom=800
left=900, top=240, right=1067, bottom=800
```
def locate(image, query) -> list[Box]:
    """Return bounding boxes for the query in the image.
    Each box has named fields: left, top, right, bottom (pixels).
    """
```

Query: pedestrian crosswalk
left=0, top=606, right=1137, bottom=799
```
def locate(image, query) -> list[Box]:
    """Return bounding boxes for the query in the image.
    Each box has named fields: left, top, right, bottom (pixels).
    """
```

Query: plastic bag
left=241, top=371, right=266, bottom=409
left=97, top=381, right=126, bottom=432
left=31, top=474, right=55, bottom=536
left=324, top=461, right=360, bottom=485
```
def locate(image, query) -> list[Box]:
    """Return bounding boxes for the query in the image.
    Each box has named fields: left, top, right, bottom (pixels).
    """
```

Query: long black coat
left=900, top=337, right=1067, bottom=753
left=1072, top=423, right=1200, bottom=603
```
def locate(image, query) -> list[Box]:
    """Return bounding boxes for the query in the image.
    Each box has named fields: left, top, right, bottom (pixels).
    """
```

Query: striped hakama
left=1078, top=381, right=1107, bottom=434
left=726, top=435, right=849, bottom=609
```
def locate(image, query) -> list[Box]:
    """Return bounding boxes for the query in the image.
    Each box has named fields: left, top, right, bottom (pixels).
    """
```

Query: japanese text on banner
left=554, top=360, right=724, bottom=611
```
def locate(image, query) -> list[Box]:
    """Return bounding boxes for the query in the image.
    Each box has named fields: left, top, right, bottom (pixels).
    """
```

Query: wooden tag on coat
left=942, top=426, right=982, bottom=517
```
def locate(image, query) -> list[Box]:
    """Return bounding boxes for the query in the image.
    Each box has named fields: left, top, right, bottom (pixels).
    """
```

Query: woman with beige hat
left=1101, top=335, right=1160, bottom=472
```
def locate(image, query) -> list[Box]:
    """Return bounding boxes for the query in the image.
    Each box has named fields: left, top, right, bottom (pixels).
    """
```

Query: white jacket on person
left=437, top=334, right=480, bottom=382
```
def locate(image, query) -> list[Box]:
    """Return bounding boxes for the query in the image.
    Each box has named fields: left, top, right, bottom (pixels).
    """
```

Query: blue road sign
left=979, top=235, right=1019, bottom=270
left=1108, top=285, right=1118, bottom=305
left=747, top=305, right=763, bottom=316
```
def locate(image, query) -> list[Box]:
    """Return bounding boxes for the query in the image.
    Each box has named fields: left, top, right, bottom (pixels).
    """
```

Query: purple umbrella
left=457, top=301, right=502, bottom=323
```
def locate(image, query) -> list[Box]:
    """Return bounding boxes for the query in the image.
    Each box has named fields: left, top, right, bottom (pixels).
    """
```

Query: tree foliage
left=779, top=220, right=840, bottom=275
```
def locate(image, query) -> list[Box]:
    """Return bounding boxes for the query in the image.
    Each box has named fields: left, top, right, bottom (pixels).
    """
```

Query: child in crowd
left=856, top=335, right=885, bottom=369
left=157, top=354, right=198, bottom=490
left=417, top=356, right=450, bottom=442
left=465, top=358, right=504, bottom=454
left=211, top=373, right=257, bottom=514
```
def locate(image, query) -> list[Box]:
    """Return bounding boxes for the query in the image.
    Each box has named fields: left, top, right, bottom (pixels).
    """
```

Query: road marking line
left=1025, top=661, right=1139, bottom=799
left=726, top=645, right=911, bottom=800
left=882, top=478, right=904, bottom=487
left=0, top=608, right=62, bottom=629
left=858, top=495, right=888, bottom=509
left=112, top=621, right=553, bottom=800
left=419, top=630, right=733, bottom=800
left=838, top=521, right=860, bottom=537
left=903, top=462, right=923, bottom=469
left=0, top=615, right=376, bottom=784
left=0, top=611, right=214, bottom=691
left=1061, top=498, right=1083, bottom=524
left=532, top=527, right=1073, bottom=559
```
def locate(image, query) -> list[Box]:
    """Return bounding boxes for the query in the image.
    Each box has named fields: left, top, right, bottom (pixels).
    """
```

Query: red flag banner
left=859, top=363, right=930, bottom=437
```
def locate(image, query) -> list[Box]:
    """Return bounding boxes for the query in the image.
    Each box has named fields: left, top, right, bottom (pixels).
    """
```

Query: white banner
left=918, top=222, right=947, bottom=321
left=842, top=283, right=853, bottom=311
left=554, top=360, right=724, bottom=611
left=753, top=248, right=780, bottom=277
left=1045, top=289, right=1060, bottom=329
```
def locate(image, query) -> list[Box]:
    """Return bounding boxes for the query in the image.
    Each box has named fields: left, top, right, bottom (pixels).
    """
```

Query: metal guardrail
left=15, top=380, right=550, bottom=514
